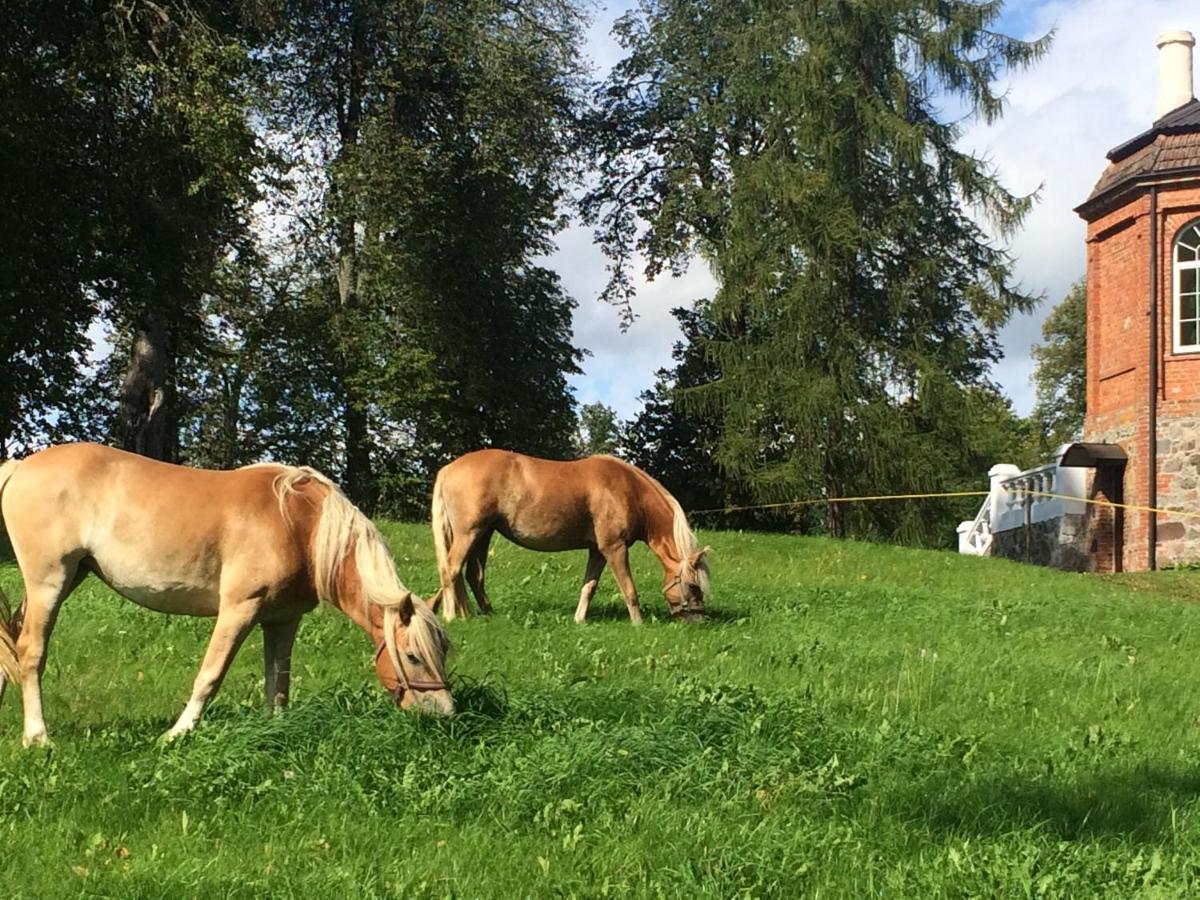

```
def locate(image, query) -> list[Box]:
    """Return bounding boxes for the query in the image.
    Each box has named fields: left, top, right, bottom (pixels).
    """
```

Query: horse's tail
left=0, top=460, right=24, bottom=683
left=430, top=471, right=465, bottom=619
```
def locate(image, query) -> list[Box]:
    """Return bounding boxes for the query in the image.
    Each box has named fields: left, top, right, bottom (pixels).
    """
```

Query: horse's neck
left=324, top=561, right=382, bottom=643
left=640, top=484, right=681, bottom=571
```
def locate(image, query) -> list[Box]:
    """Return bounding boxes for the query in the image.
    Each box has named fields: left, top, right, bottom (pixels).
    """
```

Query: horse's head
left=374, top=594, right=455, bottom=716
left=662, top=545, right=710, bottom=622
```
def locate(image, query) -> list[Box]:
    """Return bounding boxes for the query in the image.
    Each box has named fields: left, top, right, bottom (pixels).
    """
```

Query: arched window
left=1175, top=221, right=1200, bottom=352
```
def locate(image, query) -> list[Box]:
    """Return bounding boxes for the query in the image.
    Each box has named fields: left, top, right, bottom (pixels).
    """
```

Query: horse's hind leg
left=574, top=549, right=606, bottom=624
left=17, top=561, right=83, bottom=746
left=601, top=544, right=642, bottom=625
left=262, top=617, right=301, bottom=713
left=465, top=530, right=494, bottom=615
left=440, top=530, right=483, bottom=620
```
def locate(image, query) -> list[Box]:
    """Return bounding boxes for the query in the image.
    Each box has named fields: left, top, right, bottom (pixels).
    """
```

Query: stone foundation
left=991, top=514, right=1094, bottom=572
left=1155, top=415, right=1200, bottom=566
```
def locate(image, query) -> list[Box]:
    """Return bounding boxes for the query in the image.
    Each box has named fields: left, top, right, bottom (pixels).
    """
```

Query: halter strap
left=662, top=570, right=696, bottom=613
left=374, top=606, right=449, bottom=702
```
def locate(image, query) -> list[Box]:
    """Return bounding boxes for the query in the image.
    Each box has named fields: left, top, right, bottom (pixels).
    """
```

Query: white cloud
left=560, top=1, right=719, bottom=420
left=558, top=0, right=1199, bottom=419
left=962, top=0, right=1197, bottom=411
left=557, top=223, right=716, bottom=418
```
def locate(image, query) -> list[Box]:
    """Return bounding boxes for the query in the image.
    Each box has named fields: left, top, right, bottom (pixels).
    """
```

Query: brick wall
left=1082, top=182, right=1200, bottom=570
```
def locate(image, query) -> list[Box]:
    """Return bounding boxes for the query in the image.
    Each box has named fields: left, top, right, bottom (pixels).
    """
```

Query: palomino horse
left=0, top=443, right=453, bottom=747
left=429, top=450, right=710, bottom=623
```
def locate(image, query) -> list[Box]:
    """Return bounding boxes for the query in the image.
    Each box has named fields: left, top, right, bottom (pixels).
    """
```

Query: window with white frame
left=1176, top=222, right=1200, bottom=352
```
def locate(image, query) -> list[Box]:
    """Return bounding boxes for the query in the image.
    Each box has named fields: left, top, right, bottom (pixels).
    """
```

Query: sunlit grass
left=3, top=526, right=1200, bottom=896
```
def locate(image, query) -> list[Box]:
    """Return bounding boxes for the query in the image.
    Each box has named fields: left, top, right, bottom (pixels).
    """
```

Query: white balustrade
left=956, top=446, right=1089, bottom=554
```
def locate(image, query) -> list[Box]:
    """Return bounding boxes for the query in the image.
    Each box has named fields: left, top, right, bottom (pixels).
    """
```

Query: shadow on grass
left=448, top=673, right=509, bottom=721
left=577, top=603, right=747, bottom=624
left=913, top=765, right=1200, bottom=842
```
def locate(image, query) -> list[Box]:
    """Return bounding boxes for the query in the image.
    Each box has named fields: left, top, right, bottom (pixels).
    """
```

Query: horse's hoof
left=21, top=731, right=50, bottom=749
left=159, top=726, right=192, bottom=746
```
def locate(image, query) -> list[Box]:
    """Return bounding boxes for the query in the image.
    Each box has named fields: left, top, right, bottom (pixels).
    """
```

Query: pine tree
left=621, top=303, right=726, bottom=513
left=586, top=0, right=1048, bottom=544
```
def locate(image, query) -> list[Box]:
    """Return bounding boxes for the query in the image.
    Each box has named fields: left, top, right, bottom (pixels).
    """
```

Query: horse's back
left=438, top=449, right=648, bottom=549
left=2, top=444, right=309, bottom=614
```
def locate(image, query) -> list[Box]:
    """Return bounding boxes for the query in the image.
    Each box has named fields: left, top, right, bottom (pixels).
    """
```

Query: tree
left=621, top=303, right=726, bottom=512
left=586, top=0, right=1047, bottom=545
left=102, top=3, right=266, bottom=461
left=0, top=2, right=105, bottom=457
left=0, top=2, right=267, bottom=461
left=267, top=0, right=587, bottom=510
left=1031, top=279, right=1087, bottom=452
left=576, top=402, right=621, bottom=457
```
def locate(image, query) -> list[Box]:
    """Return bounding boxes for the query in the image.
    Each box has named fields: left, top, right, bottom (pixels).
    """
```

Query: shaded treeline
left=3, top=1, right=1071, bottom=542
left=3, top=0, right=584, bottom=518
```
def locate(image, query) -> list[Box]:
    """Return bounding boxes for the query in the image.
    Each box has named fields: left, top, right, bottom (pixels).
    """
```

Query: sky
left=559, top=0, right=1200, bottom=419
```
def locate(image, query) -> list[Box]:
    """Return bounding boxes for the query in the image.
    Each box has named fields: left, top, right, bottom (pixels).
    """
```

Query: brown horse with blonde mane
left=0, top=443, right=453, bottom=747
left=429, top=449, right=710, bottom=623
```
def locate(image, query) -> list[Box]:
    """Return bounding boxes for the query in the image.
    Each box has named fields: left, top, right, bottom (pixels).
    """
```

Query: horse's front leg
left=165, top=604, right=257, bottom=741
left=262, top=618, right=301, bottom=714
left=574, top=549, right=607, bottom=624
left=602, top=544, right=642, bottom=625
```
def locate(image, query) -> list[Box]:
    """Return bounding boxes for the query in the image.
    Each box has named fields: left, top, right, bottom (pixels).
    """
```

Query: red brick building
left=1075, top=30, right=1200, bottom=572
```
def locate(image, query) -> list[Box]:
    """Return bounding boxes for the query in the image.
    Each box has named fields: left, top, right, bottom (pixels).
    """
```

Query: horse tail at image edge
left=0, top=460, right=24, bottom=684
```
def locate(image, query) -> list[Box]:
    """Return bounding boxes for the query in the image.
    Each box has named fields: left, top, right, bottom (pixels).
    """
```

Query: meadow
left=3, top=525, right=1200, bottom=897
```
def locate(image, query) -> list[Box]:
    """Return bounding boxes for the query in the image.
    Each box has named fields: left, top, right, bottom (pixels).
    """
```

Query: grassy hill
left=3, top=525, right=1200, bottom=897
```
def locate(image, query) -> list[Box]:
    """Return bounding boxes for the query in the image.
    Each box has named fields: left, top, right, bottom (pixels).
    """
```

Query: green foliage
left=261, top=0, right=588, bottom=512
left=586, top=0, right=1049, bottom=545
left=575, top=402, right=621, bottom=457
left=0, top=1, right=269, bottom=459
left=7, top=528, right=1200, bottom=895
left=620, top=301, right=779, bottom=527
left=1032, top=278, right=1088, bottom=453
left=0, top=2, right=105, bottom=455
left=1, top=1, right=585, bottom=502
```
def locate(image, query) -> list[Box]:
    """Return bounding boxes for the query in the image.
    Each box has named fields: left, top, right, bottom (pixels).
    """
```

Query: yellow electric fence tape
left=690, top=490, right=1200, bottom=520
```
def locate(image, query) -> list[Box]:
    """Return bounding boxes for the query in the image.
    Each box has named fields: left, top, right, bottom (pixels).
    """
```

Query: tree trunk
left=118, top=317, right=171, bottom=460
left=333, top=2, right=375, bottom=511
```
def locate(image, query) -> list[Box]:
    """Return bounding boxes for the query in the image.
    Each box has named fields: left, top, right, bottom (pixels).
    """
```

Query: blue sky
left=559, top=0, right=1200, bottom=421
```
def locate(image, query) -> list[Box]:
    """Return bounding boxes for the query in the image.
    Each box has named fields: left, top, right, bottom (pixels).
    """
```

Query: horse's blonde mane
left=255, top=463, right=449, bottom=681
left=597, top=455, right=710, bottom=599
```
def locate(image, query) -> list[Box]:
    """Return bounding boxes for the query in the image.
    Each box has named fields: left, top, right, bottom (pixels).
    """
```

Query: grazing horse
left=429, top=450, right=710, bottom=623
left=0, top=443, right=453, bottom=747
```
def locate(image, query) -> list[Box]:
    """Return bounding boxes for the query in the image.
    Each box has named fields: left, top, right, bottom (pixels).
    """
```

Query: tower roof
left=1077, top=99, right=1200, bottom=217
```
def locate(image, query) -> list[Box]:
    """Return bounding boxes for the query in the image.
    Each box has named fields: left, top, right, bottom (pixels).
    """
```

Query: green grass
left=4, top=527, right=1200, bottom=897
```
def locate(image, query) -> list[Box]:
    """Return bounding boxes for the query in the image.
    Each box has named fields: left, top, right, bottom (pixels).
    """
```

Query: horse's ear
left=427, top=588, right=444, bottom=613
left=397, top=593, right=415, bottom=626
left=689, top=545, right=712, bottom=566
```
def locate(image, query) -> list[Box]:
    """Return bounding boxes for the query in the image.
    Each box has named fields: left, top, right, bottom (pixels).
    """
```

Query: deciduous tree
left=1031, top=279, right=1087, bottom=452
